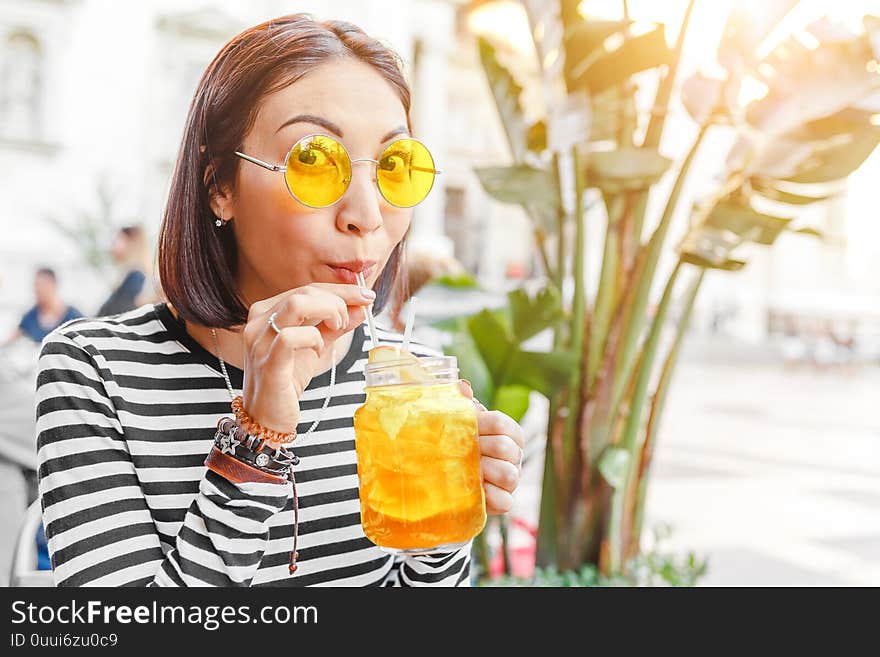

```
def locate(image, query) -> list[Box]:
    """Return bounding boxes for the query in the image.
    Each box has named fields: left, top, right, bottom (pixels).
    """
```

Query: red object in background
left=505, top=261, right=526, bottom=279
left=488, top=517, right=537, bottom=579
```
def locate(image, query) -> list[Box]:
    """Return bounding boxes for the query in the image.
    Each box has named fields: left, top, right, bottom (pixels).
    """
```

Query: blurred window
left=1, top=30, right=42, bottom=140
left=445, top=186, right=478, bottom=271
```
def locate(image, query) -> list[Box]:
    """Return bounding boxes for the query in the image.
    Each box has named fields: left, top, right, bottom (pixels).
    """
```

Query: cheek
left=383, top=208, right=411, bottom=246
left=232, top=170, right=331, bottom=273
left=376, top=209, right=411, bottom=264
left=234, top=168, right=295, bottom=229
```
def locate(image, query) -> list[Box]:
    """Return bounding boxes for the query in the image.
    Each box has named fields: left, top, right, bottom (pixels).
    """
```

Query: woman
left=36, top=14, right=523, bottom=587
left=96, top=225, right=153, bottom=317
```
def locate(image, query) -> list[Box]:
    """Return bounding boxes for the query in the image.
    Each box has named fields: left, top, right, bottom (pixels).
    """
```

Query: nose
left=335, top=160, right=384, bottom=235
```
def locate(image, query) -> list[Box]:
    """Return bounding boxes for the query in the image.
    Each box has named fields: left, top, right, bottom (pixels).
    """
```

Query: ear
left=204, top=160, right=235, bottom=222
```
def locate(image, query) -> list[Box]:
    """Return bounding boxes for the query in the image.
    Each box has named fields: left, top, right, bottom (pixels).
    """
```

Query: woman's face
left=214, top=57, right=413, bottom=303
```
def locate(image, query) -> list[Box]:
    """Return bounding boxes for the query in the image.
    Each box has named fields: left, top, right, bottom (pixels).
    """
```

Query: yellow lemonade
left=354, top=351, right=486, bottom=551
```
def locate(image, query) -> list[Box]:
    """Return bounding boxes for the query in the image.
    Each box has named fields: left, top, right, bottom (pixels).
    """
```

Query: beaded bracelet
left=231, top=395, right=297, bottom=445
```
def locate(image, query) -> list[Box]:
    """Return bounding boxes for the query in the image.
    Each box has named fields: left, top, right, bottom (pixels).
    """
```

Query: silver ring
left=268, top=312, right=282, bottom=335
left=517, top=447, right=524, bottom=469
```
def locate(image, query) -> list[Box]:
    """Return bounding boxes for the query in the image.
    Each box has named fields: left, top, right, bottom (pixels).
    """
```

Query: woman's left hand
left=459, top=380, right=525, bottom=515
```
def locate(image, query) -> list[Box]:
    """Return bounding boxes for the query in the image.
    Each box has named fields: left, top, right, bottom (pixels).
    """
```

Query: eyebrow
left=275, top=113, right=409, bottom=143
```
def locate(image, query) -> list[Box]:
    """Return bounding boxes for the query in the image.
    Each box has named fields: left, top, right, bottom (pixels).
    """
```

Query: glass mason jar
left=354, top=355, right=486, bottom=553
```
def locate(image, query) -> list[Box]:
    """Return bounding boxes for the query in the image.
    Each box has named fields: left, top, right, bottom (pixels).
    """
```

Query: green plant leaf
left=588, top=85, right=639, bottom=142
left=492, top=384, right=531, bottom=423
left=566, top=22, right=672, bottom=95
left=790, top=226, right=826, bottom=239
left=562, top=19, right=631, bottom=89
left=508, top=285, right=564, bottom=342
left=587, top=148, right=672, bottom=192
left=788, top=107, right=879, bottom=141
left=467, top=308, right=512, bottom=379
left=745, top=32, right=880, bottom=139
left=477, top=37, right=529, bottom=161
left=748, top=179, right=839, bottom=205
left=703, top=200, right=792, bottom=245
left=429, top=273, right=479, bottom=289
left=598, top=447, right=631, bottom=489
left=445, top=325, right=494, bottom=406
left=506, top=350, right=573, bottom=398
left=679, top=253, right=747, bottom=271
left=781, top=126, right=880, bottom=183
left=429, top=314, right=469, bottom=332
left=474, top=165, right=559, bottom=208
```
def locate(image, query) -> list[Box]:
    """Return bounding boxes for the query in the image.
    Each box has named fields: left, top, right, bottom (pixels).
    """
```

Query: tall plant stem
left=608, top=121, right=709, bottom=420
left=631, top=266, right=705, bottom=551
left=537, top=148, right=575, bottom=568
left=587, top=195, right=623, bottom=389
left=631, top=0, right=697, bottom=245
left=605, top=260, right=682, bottom=572
left=533, top=227, right=555, bottom=283
left=562, top=146, right=588, bottom=456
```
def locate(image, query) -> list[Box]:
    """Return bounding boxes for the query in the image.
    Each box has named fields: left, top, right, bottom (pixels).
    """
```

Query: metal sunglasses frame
left=234, top=133, right=443, bottom=209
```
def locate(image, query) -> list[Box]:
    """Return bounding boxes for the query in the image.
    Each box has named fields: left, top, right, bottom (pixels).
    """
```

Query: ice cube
left=379, top=405, right=410, bottom=441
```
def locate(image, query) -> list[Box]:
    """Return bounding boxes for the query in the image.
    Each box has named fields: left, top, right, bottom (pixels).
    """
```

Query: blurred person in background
left=1, top=268, right=82, bottom=346
left=96, top=225, right=154, bottom=316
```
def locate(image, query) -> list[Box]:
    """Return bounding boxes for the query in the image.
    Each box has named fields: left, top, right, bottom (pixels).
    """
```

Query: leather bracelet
left=212, top=416, right=298, bottom=479
left=205, top=446, right=288, bottom=485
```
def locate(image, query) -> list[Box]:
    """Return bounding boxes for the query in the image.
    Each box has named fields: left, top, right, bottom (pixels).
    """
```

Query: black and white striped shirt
left=36, top=302, right=471, bottom=587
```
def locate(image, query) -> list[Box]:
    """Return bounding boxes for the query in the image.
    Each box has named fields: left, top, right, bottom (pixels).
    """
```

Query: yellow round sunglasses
left=235, top=134, right=442, bottom=209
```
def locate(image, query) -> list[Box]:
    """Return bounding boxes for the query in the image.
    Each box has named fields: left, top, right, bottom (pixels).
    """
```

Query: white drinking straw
left=356, top=272, right=378, bottom=350
left=401, top=296, right=417, bottom=352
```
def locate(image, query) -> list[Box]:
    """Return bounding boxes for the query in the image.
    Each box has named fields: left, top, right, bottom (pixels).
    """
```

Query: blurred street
left=511, top=338, right=880, bottom=586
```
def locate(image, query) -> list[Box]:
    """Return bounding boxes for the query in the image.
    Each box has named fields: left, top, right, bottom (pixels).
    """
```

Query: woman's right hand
left=241, top=283, right=376, bottom=444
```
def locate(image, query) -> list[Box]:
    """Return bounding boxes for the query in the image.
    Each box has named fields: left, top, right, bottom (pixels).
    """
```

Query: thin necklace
left=210, top=328, right=336, bottom=445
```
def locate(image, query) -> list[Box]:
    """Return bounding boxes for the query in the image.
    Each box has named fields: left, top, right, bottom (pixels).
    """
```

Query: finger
left=480, top=455, right=519, bottom=493
left=477, top=410, right=524, bottom=449
left=309, top=305, right=368, bottom=348
left=261, top=326, right=324, bottom=386
left=261, top=293, right=347, bottom=343
left=246, top=298, right=332, bottom=361
left=478, top=434, right=522, bottom=465
left=303, top=282, right=377, bottom=308
left=483, top=482, right=513, bottom=515
left=248, top=283, right=376, bottom=323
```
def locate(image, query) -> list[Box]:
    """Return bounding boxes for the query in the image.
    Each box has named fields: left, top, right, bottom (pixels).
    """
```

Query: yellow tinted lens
left=285, top=135, right=351, bottom=207
left=376, top=139, right=435, bottom=207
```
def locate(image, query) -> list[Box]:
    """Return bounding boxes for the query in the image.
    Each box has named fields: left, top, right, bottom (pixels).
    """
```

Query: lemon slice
left=367, top=345, right=413, bottom=364
left=367, top=345, right=432, bottom=383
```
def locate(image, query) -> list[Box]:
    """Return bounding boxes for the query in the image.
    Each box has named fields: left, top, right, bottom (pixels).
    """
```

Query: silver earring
left=214, top=218, right=223, bottom=227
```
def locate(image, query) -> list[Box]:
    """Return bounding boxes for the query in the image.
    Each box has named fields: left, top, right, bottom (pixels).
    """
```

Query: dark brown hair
left=158, top=14, right=411, bottom=328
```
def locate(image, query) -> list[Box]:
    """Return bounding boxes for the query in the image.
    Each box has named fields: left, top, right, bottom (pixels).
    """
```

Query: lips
left=326, top=260, right=377, bottom=285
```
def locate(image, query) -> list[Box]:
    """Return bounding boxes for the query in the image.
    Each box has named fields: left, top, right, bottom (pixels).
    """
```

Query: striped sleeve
left=36, top=331, right=289, bottom=587
left=380, top=543, right=472, bottom=587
